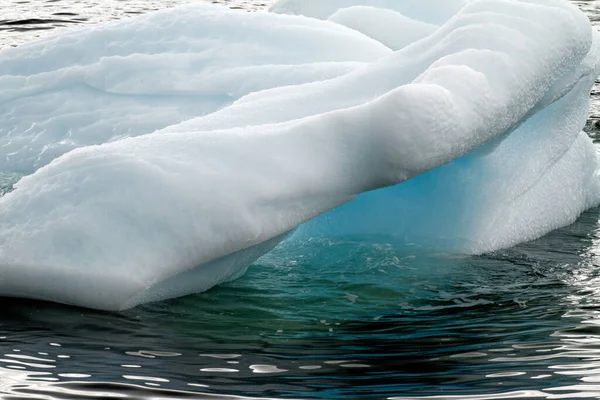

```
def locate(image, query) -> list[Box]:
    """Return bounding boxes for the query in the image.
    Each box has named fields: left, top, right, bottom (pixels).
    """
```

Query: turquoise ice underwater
left=0, top=0, right=599, bottom=312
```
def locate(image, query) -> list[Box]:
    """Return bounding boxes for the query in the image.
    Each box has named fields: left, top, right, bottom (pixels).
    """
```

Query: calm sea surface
left=3, top=1, right=600, bottom=399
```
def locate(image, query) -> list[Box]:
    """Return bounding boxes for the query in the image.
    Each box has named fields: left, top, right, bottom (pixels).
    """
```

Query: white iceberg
left=0, top=0, right=598, bottom=310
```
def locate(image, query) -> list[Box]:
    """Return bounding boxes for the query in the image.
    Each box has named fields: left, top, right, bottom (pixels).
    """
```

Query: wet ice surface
left=0, top=0, right=273, bottom=49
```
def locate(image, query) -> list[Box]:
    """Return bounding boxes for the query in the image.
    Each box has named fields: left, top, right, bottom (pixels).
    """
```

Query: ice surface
left=328, top=6, right=438, bottom=50
left=269, top=0, right=469, bottom=25
left=0, top=0, right=598, bottom=310
left=0, top=6, right=389, bottom=173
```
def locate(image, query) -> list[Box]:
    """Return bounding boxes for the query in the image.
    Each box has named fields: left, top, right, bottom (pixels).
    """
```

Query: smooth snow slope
left=0, top=0, right=598, bottom=310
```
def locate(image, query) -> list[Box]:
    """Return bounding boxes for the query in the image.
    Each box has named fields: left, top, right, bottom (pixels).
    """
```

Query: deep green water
left=3, top=1, right=600, bottom=399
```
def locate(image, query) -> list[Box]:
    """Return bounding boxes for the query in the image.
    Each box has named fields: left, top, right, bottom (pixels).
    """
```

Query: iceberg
left=0, top=0, right=598, bottom=311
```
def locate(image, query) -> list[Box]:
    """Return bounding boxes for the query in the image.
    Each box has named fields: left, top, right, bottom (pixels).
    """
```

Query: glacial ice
left=0, top=0, right=598, bottom=310
left=327, top=7, right=438, bottom=51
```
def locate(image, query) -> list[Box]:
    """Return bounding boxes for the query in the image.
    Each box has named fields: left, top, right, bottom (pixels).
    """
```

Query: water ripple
left=2, top=1, right=600, bottom=399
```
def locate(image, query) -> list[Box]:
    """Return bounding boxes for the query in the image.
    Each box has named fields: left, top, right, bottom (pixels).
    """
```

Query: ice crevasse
left=0, top=0, right=598, bottom=311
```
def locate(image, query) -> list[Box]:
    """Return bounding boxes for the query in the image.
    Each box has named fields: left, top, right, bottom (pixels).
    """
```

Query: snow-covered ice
left=0, top=0, right=598, bottom=310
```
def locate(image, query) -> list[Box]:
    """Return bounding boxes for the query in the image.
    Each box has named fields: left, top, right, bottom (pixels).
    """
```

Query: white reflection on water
left=537, top=220, right=600, bottom=398
left=0, top=366, right=293, bottom=400
left=390, top=391, right=550, bottom=400
left=388, top=215, right=600, bottom=399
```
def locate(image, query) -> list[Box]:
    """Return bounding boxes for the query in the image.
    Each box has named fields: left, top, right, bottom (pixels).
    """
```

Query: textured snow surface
left=0, top=0, right=599, bottom=310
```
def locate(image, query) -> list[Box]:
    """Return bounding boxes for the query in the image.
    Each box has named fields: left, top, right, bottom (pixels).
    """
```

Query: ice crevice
left=0, top=0, right=598, bottom=310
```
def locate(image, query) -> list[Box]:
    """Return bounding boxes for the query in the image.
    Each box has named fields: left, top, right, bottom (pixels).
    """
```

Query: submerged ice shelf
left=0, top=0, right=598, bottom=310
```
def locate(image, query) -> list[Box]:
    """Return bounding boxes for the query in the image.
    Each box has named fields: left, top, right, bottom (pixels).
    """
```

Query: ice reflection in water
left=3, top=210, right=600, bottom=399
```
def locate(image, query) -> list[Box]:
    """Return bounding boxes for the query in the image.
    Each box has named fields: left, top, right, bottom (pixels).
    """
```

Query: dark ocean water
left=3, top=1, right=600, bottom=399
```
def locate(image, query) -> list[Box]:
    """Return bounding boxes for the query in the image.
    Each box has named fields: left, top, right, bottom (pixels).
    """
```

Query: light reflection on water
left=2, top=0, right=600, bottom=399
left=3, top=209, right=600, bottom=399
